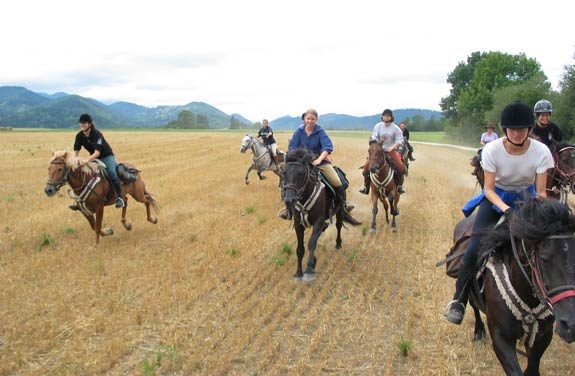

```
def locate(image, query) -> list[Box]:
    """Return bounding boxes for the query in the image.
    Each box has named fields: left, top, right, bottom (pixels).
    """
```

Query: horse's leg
left=335, top=207, right=343, bottom=249
left=381, top=194, right=389, bottom=224
left=488, top=323, right=523, bottom=375
left=294, top=223, right=305, bottom=279
left=370, top=190, right=378, bottom=233
left=523, top=326, right=553, bottom=376
left=245, top=164, right=255, bottom=185
left=257, top=170, right=267, bottom=180
left=121, top=198, right=132, bottom=230
left=303, top=223, right=323, bottom=281
left=388, top=192, right=399, bottom=232
left=472, top=304, right=486, bottom=341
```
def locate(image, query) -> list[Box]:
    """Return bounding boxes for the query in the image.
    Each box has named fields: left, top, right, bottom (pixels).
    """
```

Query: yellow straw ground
left=0, top=131, right=573, bottom=375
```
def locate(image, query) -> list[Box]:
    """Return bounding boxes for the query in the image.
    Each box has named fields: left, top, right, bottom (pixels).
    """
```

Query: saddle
left=319, top=165, right=349, bottom=195
left=88, top=160, right=139, bottom=184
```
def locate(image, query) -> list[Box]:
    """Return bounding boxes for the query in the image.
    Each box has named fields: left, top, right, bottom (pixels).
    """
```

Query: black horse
left=282, top=148, right=361, bottom=281
left=460, top=198, right=575, bottom=375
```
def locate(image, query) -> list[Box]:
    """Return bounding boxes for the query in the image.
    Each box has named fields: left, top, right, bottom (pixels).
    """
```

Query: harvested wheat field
left=0, top=130, right=574, bottom=375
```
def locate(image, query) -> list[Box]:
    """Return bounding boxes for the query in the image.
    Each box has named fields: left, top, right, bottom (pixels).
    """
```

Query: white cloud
left=1, top=0, right=574, bottom=121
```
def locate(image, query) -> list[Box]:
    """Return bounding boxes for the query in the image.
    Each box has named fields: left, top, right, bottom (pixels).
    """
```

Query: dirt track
left=0, top=131, right=574, bottom=375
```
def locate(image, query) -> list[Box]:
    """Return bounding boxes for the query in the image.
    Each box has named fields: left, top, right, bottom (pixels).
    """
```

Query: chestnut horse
left=366, top=140, right=400, bottom=233
left=457, top=198, right=575, bottom=375
left=44, top=150, right=158, bottom=243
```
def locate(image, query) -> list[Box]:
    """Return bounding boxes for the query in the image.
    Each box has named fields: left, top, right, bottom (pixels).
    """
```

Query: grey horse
left=239, top=134, right=283, bottom=185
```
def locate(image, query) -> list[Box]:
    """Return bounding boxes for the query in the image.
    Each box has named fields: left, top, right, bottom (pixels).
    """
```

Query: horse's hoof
left=149, top=218, right=158, bottom=224
left=245, top=181, right=249, bottom=185
left=303, top=273, right=316, bottom=282
left=294, top=272, right=303, bottom=279
left=369, top=228, right=376, bottom=234
left=123, top=223, right=132, bottom=231
left=259, top=176, right=267, bottom=180
left=102, top=228, right=114, bottom=236
left=391, top=226, right=397, bottom=233
left=335, top=243, right=342, bottom=250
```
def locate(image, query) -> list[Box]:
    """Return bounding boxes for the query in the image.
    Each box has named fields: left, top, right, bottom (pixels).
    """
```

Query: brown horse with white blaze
left=44, top=150, right=158, bottom=243
left=367, top=140, right=400, bottom=233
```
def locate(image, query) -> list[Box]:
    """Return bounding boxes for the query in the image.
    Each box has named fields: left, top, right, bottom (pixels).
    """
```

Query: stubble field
left=0, top=130, right=574, bottom=375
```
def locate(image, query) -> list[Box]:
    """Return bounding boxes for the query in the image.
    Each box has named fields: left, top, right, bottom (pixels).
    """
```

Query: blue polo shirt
left=288, top=124, right=334, bottom=164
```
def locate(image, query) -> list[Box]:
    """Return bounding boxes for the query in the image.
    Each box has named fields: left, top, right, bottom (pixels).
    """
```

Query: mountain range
left=0, top=86, right=441, bottom=129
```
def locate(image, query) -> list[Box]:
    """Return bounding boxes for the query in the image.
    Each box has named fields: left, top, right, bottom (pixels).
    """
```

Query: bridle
left=551, top=146, right=575, bottom=193
left=283, top=161, right=315, bottom=200
left=510, top=232, right=575, bottom=311
left=45, top=159, right=69, bottom=191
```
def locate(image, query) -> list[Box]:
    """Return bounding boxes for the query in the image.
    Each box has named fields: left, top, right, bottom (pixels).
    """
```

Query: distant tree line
left=164, top=110, right=209, bottom=129
left=230, top=115, right=259, bottom=130
left=397, top=115, right=443, bottom=132
left=440, top=50, right=575, bottom=142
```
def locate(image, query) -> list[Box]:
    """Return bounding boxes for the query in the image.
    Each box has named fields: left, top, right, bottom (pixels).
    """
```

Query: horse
left=456, top=198, right=575, bottom=375
left=239, top=134, right=284, bottom=185
left=472, top=141, right=575, bottom=205
left=44, top=150, right=158, bottom=244
left=366, top=140, right=400, bottom=233
left=282, top=148, right=361, bottom=281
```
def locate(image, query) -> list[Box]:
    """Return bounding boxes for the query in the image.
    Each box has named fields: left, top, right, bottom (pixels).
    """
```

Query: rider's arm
left=313, top=151, right=330, bottom=166
left=85, top=150, right=101, bottom=162
left=483, top=171, right=510, bottom=212
left=535, top=172, right=547, bottom=198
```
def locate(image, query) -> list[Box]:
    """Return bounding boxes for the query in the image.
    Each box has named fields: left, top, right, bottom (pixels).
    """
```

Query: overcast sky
left=2, top=0, right=574, bottom=121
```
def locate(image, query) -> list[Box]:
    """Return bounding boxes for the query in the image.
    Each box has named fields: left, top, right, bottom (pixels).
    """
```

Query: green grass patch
left=244, top=206, right=256, bottom=214
left=361, top=224, right=369, bottom=236
left=3, top=195, right=14, bottom=203
left=409, top=132, right=446, bottom=143
left=257, top=215, right=267, bottom=224
left=37, top=232, right=54, bottom=251
left=63, top=225, right=76, bottom=235
left=272, top=242, right=293, bottom=266
left=347, top=249, right=359, bottom=262
left=140, top=344, right=181, bottom=375
left=226, top=247, right=239, bottom=257
left=398, top=337, right=413, bottom=357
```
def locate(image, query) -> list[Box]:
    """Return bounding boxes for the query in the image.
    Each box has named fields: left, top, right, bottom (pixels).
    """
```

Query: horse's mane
left=51, top=150, right=100, bottom=174
left=478, top=198, right=575, bottom=259
left=286, top=147, right=315, bottom=165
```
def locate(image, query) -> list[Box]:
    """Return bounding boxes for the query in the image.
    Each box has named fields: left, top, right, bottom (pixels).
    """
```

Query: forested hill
left=0, top=86, right=250, bottom=129
left=0, top=86, right=442, bottom=129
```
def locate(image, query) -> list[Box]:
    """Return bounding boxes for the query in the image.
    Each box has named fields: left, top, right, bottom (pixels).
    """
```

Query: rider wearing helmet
left=530, top=99, right=562, bottom=149
left=359, top=109, right=406, bottom=194
left=72, top=113, right=126, bottom=209
left=444, top=101, right=554, bottom=325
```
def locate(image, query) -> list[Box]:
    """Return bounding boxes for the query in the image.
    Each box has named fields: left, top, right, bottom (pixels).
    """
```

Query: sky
left=2, top=0, right=574, bottom=121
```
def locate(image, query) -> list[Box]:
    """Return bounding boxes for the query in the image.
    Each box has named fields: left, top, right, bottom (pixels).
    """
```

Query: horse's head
left=554, top=143, right=575, bottom=193
left=282, top=148, right=316, bottom=209
left=45, top=150, right=71, bottom=196
left=508, top=198, right=575, bottom=343
left=240, top=134, right=253, bottom=153
left=367, top=140, right=386, bottom=173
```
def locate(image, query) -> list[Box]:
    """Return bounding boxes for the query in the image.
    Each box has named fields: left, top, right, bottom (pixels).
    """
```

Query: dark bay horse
left=282, top=148, right=361, bottom=281
left=457, top=198, right=575, bottom=375
left=366, top=140, right=400, bottom=233
left=44, top=150, right=158, bottom=244
left=472, top=142, right=575, bottom=205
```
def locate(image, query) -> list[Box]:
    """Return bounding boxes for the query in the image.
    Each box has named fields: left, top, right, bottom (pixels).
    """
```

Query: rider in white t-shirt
left=444, top=101, right=554, bottom=325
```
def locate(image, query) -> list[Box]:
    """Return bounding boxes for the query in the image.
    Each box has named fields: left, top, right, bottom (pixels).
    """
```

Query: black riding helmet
left=500, top=101, right=534, bottom=129
left=501, top=101, right=533, bottom=147
left=381, top=109, right=394, bottom=122
left=79, top=113, right=93, bottom=124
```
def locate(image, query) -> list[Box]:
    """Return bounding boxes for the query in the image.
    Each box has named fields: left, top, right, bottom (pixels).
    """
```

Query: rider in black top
left=257, top=119, right=280, bottom=164
left=72, top=114, right=126, bottom=209
left=530, top=99, right=562, bottom=149
left=399, top=121, right=415, bottom=161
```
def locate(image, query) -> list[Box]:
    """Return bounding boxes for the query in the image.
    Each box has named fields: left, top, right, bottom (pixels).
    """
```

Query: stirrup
left=277, top=208, right=292, bottom=220
left=359, top=187, right=369, bottom=195
left=444, top=300, right=465, bottom=325
left=115, top=197, right=126, bottom=208
left=69, top=203, right=80, bottom=211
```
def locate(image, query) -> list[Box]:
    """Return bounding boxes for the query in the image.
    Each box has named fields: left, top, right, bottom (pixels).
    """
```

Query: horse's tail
left=144, top=189, right=160, bottom=214
left=343, top=212, right=362, bottom=226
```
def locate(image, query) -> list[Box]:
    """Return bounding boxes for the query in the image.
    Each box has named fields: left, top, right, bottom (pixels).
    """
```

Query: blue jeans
left=99, top=154, right=123, bottom=196
left=461, top=198, right=502, bottom=267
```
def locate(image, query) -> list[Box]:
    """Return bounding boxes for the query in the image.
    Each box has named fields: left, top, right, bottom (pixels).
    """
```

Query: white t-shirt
left=370, top=122, right=404, bottom=149
left=481, top=138, right=554, bottom=191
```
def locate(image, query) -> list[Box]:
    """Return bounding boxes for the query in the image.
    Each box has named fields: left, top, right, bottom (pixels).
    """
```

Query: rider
left=71, top=113, right=126, bottom=209
left=480, top=122, right=498, bottom=145
left=257, top=119, right=280, bottom=164
left=444, top=101, right=554, bottom=325
left=359, top=109, right=405, bottom=195
left=530, top=99, right=562, bottom=150
left=278, top=108, right=354, bottom=220
left=399, top=121, right=415, bottom=161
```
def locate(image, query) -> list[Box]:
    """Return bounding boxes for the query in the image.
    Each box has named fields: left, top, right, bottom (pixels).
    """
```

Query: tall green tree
left=555, top=54, right=575, bottom=139
left=441, top=51, right=546, bottom=141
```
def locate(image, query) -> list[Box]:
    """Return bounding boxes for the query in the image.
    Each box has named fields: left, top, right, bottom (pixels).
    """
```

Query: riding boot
left=396, top=172, right=405, bottom=194
left=444, top=259, right=474, bottom=325
left=69, top=202, right=80, bottom=211
left=111, top=180, right=126, bottom=208
left=359, top=173, right=370, bottom=195
left=408, top=152, right=415, bottom=161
